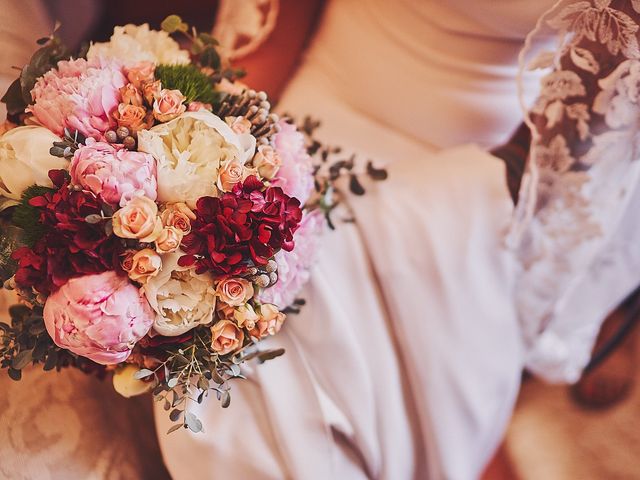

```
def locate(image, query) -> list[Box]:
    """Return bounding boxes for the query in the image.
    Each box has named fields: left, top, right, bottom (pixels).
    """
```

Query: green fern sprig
left=155, top=64, right=220, bottom=106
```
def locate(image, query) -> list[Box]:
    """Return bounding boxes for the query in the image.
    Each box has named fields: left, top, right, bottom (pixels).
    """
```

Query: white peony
left=87, top=24, right=190, bottom=67
left=0, top=126, right=67, bottom=210
left=142, top=252, right=216, bottom=336
left=138, top=110, right=256, bottom=207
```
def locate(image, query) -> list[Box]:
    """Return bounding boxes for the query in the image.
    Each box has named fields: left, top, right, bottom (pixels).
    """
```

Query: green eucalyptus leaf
left=133, top=368, right=154, bottom=380
left=11, top=348, right=33, bottom=370
left=167, top=424, right=183, bottom=434
left=161, top=15, right=187, bottom=34
left=169, top=408, right=183, bottom=422
left=167, top=377, right=179, bottom=389
left=8, top=367, right=22, bottom=381
left=257, top=348, right=285, bottom=364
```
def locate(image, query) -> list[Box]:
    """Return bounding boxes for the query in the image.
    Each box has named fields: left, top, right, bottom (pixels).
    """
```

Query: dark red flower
left=12, top=169, right=124, bottom=295
left=180, top=176, right=302, bottom=275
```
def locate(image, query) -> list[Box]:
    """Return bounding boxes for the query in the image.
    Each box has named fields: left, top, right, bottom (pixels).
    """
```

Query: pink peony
left=29, top=57, right=126, bottom=139
left=70, top=138, right=157, bottom=206
left=258, top=210, right=324, bottom=308
left=43, top=271, right=154, bottom=365
left=271, top=120, right=315, bottom=205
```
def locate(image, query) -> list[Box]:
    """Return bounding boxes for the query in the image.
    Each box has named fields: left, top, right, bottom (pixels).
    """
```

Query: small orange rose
left=210, top=320, right=244, bottom=355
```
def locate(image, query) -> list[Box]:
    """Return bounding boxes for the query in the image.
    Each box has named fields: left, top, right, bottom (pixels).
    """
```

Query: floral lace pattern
left=512, top=0, right=640, bottom=381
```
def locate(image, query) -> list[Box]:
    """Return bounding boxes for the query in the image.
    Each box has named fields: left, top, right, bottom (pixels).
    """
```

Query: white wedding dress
left=2, top=1, right=640, bottom=479
left=156, top=1, right=620, bottom=479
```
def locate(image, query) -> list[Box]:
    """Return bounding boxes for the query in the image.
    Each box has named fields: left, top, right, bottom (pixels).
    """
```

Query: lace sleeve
left=511, top=0, right=640, bottom=382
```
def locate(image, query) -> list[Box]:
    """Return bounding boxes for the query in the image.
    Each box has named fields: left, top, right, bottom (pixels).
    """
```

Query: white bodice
left=300, top=0, right=557, bottom=148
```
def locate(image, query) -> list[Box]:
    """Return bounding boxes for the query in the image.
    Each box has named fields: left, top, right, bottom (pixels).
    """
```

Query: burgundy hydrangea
left=12, top=169, right=123, bottom=295
left=180, top=176, right=302, bottom=275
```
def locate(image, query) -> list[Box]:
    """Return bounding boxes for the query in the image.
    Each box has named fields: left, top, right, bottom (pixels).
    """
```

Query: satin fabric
left=155, top=0, right=560, bottom=478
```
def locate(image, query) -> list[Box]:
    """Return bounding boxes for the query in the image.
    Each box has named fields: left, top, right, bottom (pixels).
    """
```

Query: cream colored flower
left=87, top=24, right=190, bottom=66
left=155, top=226, right=183, bottom=254
left=216, top=277, right=254, bottom=306
left=137, top=111, right=256, bottom=207
left=112, top=195, right=163, bottom=242
left=210, top=320, right=244, bottom=355
left=249, top=303, right=285, bottom=339
left=253, top=145, right=281, bottom=180
left=216, top=158, right=250, bottom=192
left=125, top=248, right=162, bottom=284
left=234, top=303, right=259, bottom=329
left=0, top=126, right=67, bottom=210
left=142, top=252, right=216, bottom=336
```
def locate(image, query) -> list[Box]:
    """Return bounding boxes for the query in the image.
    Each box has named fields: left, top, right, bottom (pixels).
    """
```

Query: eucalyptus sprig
left=159, top=15, right=244, bottom=83
left=138, top=327, right=284, bottom=434
left=296, top=116, right=389, bottom=228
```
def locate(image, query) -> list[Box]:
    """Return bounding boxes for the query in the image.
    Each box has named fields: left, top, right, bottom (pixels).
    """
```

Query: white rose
left=142, top=252, right=216, bottom=336
left=138, top=111, right=256, bottom=208
left=0, top=126, right=67, bottom=210
left=113, top=364, right=156, bottom=398
left=87, top=24, right=190, bottom=67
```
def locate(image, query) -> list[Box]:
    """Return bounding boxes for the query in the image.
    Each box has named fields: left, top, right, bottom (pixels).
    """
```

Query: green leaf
left=133, top=368, right=154, bottom=380
left=84, top=214, right=103, bottom=224
left=12, top=184, right=56, bottom=247
left=257, top=348, right=286, bottom=364
left=167, top=377, right=179, bottom=389
left=184, top=411, right=203, bottom=433
left=167, top=424, right=183, bottom=434
left=11, top=348, right=33, bottom=370
left=43, top=350, right=58, bottom=371
left=220, top=390, right=231, bottom=408
left=0, top=78, right=27, bottom=116
left=169, top=408, right=183, bottom=422
left=161, top=15, right=188, bottom=34
left=199, top=46, right=221, bottom=70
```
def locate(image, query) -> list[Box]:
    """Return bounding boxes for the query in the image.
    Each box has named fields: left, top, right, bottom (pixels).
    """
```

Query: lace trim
left=511, top=0, right=640, bottom=381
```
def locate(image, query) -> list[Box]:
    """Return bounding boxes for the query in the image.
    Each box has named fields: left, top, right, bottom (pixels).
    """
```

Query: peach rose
left=234, top=303, right=259, bottom=329
left=217, top=158, right=248, bottom=192
left=249, top=303, right=285, bottom=339
left=142, top=79, right=162, bottom=105
left=161, top=202, right=195, bottom=234
left=253, top=145, right=281, bottom=180
left=216, top=302, right=235, bottom=320
left=126, top=61, right=155, bottom=89
left=112, top=195, right=163, bottom=242
left=211, top=320, right=244, bottom=355
left=125, top=248, right=162, bottom=284
left=153, top=89, right=186, bottom=122
left=155, top=226, right=183, bottom=254
left=227, top=116, right=252, bottom=134
left=216, top=277, right=254, bottom=307
left=120, top=249, right=136, bottom=271
left=113, top=103, right=150, bottom=133
left=120, top=83, right=144, bottom=106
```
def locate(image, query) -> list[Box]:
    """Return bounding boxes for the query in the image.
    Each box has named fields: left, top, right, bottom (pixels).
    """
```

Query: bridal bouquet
left=0, top=17, right=384, bottom=433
